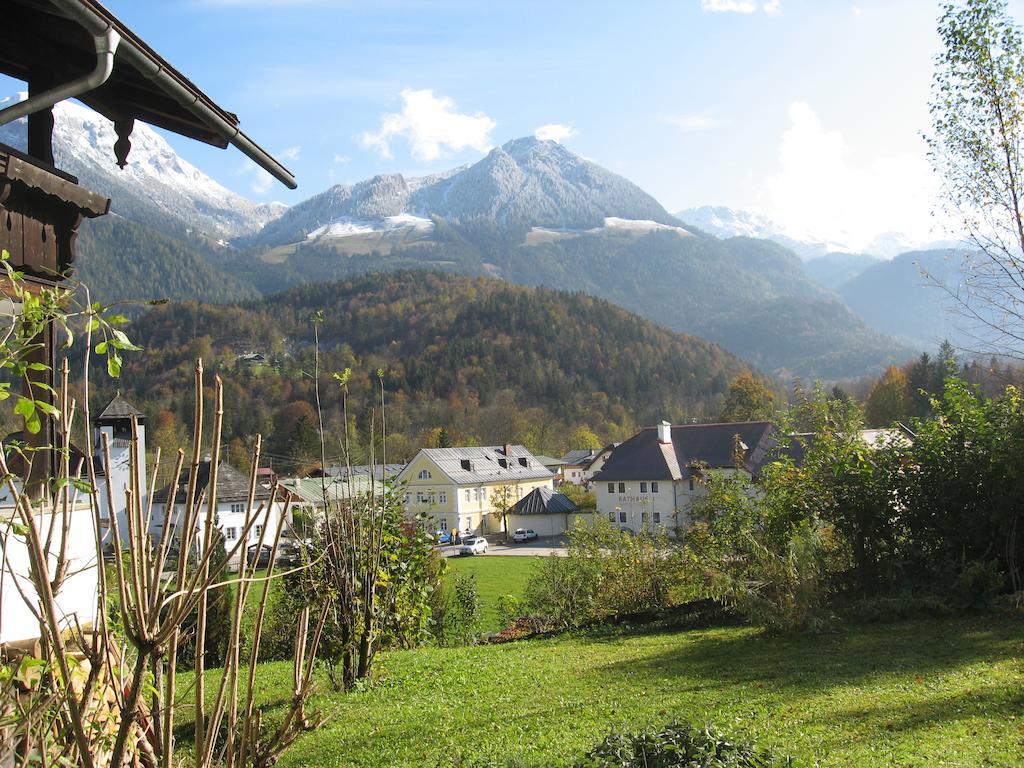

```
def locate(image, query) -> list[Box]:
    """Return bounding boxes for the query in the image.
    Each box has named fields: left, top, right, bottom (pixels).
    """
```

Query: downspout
left=0, top=26, right=120, bottom=127
left=48, top=0, right=297, bottom=190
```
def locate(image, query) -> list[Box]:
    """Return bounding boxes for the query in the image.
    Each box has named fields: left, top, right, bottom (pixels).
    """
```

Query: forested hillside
left=74, top=217, right=260, bottom=307
left=99, top=272, right=748, bottom=471
left=224, top=227, right=911, bottom=379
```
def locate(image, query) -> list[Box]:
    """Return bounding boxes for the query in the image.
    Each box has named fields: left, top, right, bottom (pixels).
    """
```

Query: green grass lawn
left=445, top=555, right=539, bottom=632
left=215, top=613, right=1024, bottom=767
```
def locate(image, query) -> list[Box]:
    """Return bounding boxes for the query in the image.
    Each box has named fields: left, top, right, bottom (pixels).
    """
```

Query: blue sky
left=8, top=0, right=1022, bottom=248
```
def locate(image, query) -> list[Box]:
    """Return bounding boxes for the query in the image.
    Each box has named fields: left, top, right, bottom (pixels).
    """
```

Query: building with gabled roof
left=594, top=420, right=782, bottom=534
left=151, top=458, right=291, bottom=568
left=560, top=444, right=619, bottom=485
left=395, top=444, right=554, bottom=538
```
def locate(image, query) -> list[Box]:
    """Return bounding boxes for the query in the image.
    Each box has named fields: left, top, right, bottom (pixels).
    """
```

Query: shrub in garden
left=577, top=721, right=793, bottom=768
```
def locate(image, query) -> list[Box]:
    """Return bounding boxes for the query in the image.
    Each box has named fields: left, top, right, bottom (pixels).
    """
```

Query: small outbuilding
left=507, top=486, right=587, bottom=539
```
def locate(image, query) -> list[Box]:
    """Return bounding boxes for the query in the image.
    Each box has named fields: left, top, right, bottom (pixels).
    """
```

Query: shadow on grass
left=588, top=614, right=1023, bottom=727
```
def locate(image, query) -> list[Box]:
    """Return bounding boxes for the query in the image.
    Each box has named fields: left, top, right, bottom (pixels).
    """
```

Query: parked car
left=459, top=536, right=488, bottom=555
left=275, top=538, right=303, bottom=567
left=434, top=530, right=453, bottom=545
left=512, top=528, right=538, bottom=542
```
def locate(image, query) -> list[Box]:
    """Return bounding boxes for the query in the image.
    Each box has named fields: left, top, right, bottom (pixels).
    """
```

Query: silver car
left=458, top=536, right=488, bottom=555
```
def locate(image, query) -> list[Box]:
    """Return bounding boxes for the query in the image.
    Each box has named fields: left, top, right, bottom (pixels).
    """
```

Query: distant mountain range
left=675, top=205, right=959, bottom=261
left=1, top=96, right=975, bottom=380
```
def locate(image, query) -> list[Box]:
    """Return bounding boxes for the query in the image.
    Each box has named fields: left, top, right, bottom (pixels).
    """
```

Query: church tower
left=94, top=393, right=147, bottom=547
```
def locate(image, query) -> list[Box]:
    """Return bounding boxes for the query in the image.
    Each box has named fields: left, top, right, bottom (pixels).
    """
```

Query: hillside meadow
left=183, top=556, right=1024, bottom=767
left=177, top=612, right=1023, bottom=767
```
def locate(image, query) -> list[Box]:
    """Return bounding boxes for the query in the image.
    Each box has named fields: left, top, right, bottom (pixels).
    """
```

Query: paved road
left=441, top=535, right=567, bottom=557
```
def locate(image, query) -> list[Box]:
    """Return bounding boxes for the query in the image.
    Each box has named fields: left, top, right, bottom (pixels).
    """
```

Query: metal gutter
left=0, top=26, right=120, bottom=127
left=48, top=0, right=297, bottom=190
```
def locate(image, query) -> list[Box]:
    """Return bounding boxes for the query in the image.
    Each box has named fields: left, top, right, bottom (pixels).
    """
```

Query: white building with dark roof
left=152, top=459, right=292, bottom=568
left=396, top=444, right=554, bottom=537
left=594, top=420, right=783, bottom=534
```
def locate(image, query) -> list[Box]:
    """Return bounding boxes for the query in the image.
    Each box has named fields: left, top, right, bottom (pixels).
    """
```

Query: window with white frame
left=652, top=512, right=661, bottom=524
left=418, top=469, right=432, bottom=479
left=641, top=511, right=648, bottom=522
left=253, top=524, right=263, bottom=540
left=230, top=502, right=245, bottom=515
left=608, top=510, right=615, bottom=522
left=652, top=481, right=659, bottom=493
left=465, top=489, right=471, bottom=502
left=618, top=510, right=627, bottom=523
left=224, top=527, right=237, bottom=541
left=688, top=478, right=695, bottom=491
left=640, top=482, right=647, bottom=493
left=416, top=491, right=426, bottom=503
left=618, top=482, right=625, bottom=494
left=607, top=482, right=614, bottom=493
left=439, top=490, right=447, bottom=504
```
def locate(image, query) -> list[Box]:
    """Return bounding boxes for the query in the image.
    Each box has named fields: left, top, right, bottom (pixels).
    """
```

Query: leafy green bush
left=524, top=551, right=601, bottom=628
left=837, top=594, right=952, bottom=623
left=525, top=519, right=691, bottom=629
left=577, top=721, right=792, bottom=768
left=432, top=573, right=482, bottom=645
left=951, top=560, right=1005, bottom=611
left=495, top=594, right=523, bottom=630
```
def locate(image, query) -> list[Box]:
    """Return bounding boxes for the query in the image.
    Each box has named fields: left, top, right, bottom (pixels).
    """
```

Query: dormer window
left=461, top=459, right=473, bottom=471
left=498, top=458, right=508, bottom=468
left=418, top=469, right=432, bottom=480
left=518, top=457, right=528, bottom=467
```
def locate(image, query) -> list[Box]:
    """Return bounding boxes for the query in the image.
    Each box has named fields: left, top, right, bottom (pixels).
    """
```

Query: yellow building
left=396, top=445, right=554, bottom=537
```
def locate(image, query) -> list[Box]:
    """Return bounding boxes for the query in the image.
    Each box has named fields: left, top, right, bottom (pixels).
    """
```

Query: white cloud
left=659, top=113, right=719, bottom=132
left=760, top=101, right=937, bottom=250
left=279, top=145, right=302, bottom=161
left=534, top=123, right=578, bottom=142
left=700, top=0, right=780, bottom=13
left=360, top=88, right=495, bottom=162
left=333, top=154, right=351, bottom=165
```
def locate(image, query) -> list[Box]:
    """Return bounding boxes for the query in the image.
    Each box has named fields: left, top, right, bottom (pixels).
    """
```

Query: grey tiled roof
left=594, top=422, right=779, bottom=482
left=97, top=393, right=143, bottom=421
left=511, top=487, right=578, bottom=516
left=412, top=445, right=553, bottom=485
left=152, top=459, right=273, bottom=504
left=532, top=454, right=564, bottom=468
left=560, top=449, right=598, bottom=466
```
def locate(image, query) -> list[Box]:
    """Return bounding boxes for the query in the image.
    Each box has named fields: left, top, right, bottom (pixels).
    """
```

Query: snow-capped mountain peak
left=0, top=95, right=286, bottom=240
left=247, top=135, right=679, bottom=249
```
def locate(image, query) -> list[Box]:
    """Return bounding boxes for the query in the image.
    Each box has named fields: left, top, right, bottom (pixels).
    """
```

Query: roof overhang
left=1, top=0, right=296, bottom=189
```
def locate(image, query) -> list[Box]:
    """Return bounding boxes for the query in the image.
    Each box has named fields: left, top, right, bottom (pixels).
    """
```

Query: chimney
left=503, top=443, right=512, bottom=457
left=657, top=420, right=672, bottom=445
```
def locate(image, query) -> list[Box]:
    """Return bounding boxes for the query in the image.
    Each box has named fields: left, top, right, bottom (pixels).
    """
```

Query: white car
left=512, top=528, right=538, bottom=542
left=459, top=536, right=488, bottom=555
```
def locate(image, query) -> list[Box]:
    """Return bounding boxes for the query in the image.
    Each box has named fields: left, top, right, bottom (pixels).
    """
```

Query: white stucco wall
left=1, top=502, right=98, bottom=646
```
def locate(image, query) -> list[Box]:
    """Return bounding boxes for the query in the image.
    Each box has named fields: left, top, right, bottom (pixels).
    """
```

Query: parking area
left=441, top=535, right=567, bottom=557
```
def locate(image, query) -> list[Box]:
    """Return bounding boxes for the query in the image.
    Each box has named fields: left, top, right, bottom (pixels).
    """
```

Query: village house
left=151, top=459, right=292, bottom=569
left=593, top=420, right=782, bottom=534
left=560, top=443, right=619, bottom=486
left=396, top=445, right=554, bottom=537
